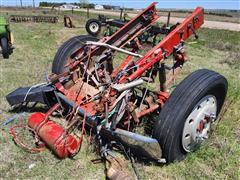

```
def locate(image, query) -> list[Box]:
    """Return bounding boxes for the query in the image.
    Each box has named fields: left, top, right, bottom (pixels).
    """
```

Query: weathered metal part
left=68, top=2, right=159, bottom=70
left=6, top=85, right=55, bottom=106
left=120, top=52, right=164, bottom=83
left=62, top=79, right=100, bottom=115
left=56, top=92, right=94, bottom=118
left=26, top=91, right=162, bottom=160
left=105, top=152, right=135, bottom=180
left=86, top=41, right=143, bottom=58
left=6, top=3, right=206, bottom=163
left=10, top=15, right=58, bottom=23
left=111, top=55, right=134, bottom=77
left=109, top=90, right=130, bottom=111
left=103, top=128, right=162, bottom=160
left=64, top=15, right=75, bottom=28
left=119, top=6, right=204, bottom=82
left=66, top=78, right=99, bottom=98
left=166, top=66, right=182, bottom=88
left=28, top=112, right=80, bottom=158
left=136, top=104, right=159, bottom=119
left=158, top=91, right=170, bottom=107
left=136, top=96, right=159, bottom=118
left=111, top=79, right=143, bottom=92
left=159, top=63, right=167, bottom=92
left=127, top=101, right=139, bottom=123
left=110, top=94, right=129, bottom=130
left=79, top=62, right=100, bottom=86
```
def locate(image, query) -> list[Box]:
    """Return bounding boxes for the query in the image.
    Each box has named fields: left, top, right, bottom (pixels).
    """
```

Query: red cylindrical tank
left=28, top=112, right=79, bottom=158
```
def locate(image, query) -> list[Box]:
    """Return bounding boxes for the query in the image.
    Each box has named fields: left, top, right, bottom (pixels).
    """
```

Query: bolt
left=205, top=113, right=216, bottom=123
left=210, top=113, right=216, bottom=123
left=196, top=134, right=208, bottom=143
left=154, top=49, right=162, bottom=56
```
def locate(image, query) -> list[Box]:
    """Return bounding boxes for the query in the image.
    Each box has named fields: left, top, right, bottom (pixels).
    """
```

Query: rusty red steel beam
left=119, top=7, right=204, bottom=83
left=111, top=55, right=134, bottom=77
left=106, top=2, right=159, bottom=47
left=66, top=2, right=159, bottom=72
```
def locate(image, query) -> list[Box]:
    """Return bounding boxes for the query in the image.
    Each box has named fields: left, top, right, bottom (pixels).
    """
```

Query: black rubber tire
left=85, top=19, right=101, bottom=36
left=153, top=69, right=228, bottom=163
left=52, top=35, right=98, bottom=74
left=1, top=37, right=9, bottom=59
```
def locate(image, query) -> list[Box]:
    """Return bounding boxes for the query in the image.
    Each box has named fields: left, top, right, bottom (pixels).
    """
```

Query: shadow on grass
left=8, top=104, right=49, bottom=114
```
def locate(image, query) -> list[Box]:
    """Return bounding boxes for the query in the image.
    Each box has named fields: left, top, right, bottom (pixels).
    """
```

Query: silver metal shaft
left=86, top=41, right=143, bottom=58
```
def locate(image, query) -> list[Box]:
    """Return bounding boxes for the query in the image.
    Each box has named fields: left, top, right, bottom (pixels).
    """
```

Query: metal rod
left=112, top=79, right=144, bottom=92
left=159, top=63, right=167, bottom=92
left=86, top=41, right=143, bottom=58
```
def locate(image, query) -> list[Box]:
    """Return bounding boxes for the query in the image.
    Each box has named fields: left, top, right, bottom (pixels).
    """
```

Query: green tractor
left=0, top=16, right=13, bottom=59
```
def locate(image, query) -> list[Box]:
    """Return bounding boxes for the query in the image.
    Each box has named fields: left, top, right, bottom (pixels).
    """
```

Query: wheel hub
left=89, top=22, right=99, bottom=33
left=182, top=95, right=217, bottom=152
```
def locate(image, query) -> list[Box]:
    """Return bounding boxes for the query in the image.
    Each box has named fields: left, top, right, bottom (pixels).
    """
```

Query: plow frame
left=6, top=2, right=206, bottom=162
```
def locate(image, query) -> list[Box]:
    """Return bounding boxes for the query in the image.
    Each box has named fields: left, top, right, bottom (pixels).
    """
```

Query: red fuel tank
left=28, top=112, right=79, bottom=158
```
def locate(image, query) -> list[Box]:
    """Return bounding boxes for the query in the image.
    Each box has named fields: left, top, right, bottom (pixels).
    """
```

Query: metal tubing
left=86, top=41, right=143, bottom=58
left=112, top=79, right=144, bottom=92
left=102, top=128, right=162, bottom=160
left=119, top=7, right=204, bottom=82
left=124, top=54, right=163, bottom=82
left=159, top=63, right=167, bottom=92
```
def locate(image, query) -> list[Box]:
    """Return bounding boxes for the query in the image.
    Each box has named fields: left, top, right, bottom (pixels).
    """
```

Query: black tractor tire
left=153, top=69, right=228, bottom=163
left=85, top=19, right=102, bottom=36
left=52, top=35, right=98, bottom=74
left=1, top=37, right=9, bottom=59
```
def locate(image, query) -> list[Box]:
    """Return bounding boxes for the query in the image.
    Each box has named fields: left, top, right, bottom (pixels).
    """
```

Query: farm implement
left=85, top=14, right=129, bottom=36
left=6, top=2, right=227, bottom=173
left=85, top=12, right=174, bottom=41
left=10, top=15, right=59, bottom=23
left=0, top=16, right=14, bottom=59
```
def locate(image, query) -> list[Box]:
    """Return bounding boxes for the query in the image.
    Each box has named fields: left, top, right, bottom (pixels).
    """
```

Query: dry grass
left=0, top=9, right=240, bottom=179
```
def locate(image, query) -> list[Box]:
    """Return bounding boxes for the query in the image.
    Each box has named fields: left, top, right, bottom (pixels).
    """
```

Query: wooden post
left=72, top=7, right=74, bottom=14
left=120, top=8, right=123, bottom=20
left=87, top=7, right=89, bottom=18
left=167, top=12, right=171, bottom=27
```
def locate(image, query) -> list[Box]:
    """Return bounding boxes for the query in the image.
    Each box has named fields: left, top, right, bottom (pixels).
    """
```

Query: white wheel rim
left=89, top=22, right=99, bottom=33
left=182, top=95, right=217, bottom=152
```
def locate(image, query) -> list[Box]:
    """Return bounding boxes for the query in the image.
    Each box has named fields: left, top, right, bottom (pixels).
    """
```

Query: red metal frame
left=52, top=3, right=204, bottom=118
left=9, top=3, right=205, bottom=159
left=64, top=2, right=160, bottom=72
left=118, top=7, right=204, bottom=82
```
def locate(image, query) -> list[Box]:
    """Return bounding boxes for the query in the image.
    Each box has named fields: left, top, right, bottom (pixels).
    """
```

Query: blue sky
left=1, top=0, right=239, bottom=9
